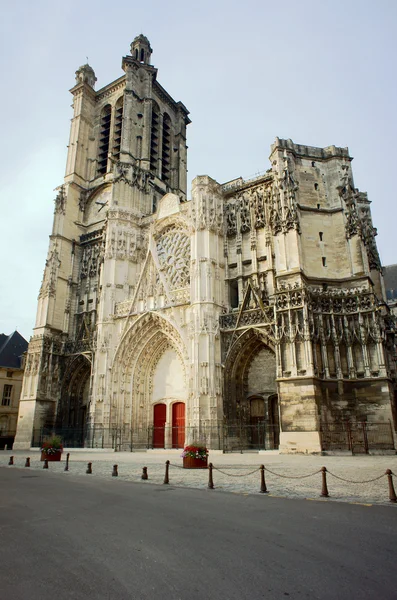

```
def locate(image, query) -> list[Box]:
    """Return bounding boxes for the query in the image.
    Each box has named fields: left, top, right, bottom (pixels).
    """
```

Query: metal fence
left=32, top=422, right=280, bottom=452
left=320, top=421, right=395, bottom=454
left=0, top=431, right=16, bottom=450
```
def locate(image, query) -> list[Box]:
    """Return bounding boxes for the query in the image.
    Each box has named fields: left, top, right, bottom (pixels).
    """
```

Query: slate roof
left=0, top=331, right=28, bottom=369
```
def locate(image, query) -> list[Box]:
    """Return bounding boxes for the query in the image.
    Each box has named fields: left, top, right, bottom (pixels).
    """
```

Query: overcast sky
left=1, top=0, right=396, bottom=340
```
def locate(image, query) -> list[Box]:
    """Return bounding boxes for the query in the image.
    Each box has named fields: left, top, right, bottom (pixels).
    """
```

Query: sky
left=0, top=0, right=396, bottom=341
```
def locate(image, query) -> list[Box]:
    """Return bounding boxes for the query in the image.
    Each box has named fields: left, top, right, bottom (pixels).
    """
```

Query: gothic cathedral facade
left=14, top=36, right=397, bottom=452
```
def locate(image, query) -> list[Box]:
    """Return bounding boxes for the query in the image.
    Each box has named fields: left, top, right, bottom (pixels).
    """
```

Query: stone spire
left=130, top=34, right=153, bottom=65
left=75, top=63, right=97, bottom=88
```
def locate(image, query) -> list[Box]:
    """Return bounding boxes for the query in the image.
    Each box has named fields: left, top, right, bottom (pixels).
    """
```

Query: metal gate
left=320, top=421, right=395, bottom=454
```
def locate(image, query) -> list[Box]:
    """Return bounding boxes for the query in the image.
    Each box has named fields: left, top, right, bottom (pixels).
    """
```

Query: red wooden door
left=153, top=404, right=166, bottom=448
left=172, top=402, right=185, bottom=448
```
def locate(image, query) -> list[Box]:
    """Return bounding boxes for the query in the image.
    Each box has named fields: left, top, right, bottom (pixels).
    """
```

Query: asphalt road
left=1, top=467, right=396, bottom=600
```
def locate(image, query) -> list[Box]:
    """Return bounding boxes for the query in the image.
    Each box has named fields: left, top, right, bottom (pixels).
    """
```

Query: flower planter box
left=41, top=451, right=62, bottom=462
left=183, top=456, right=208, bottom=469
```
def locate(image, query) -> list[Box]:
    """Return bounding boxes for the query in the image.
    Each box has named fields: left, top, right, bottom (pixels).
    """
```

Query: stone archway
left=57, top=354, right=91, bottom=446
left=223, top=328, right=279, bottom=449
left=110, top=312, right=188, bottom=448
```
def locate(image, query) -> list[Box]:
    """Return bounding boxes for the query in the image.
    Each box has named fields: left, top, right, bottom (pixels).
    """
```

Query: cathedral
left=14, top=35, right=397, bottom=453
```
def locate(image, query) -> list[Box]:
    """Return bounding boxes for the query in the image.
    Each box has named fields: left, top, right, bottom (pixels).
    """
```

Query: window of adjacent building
left=150, top=103, right=160, bottom=174
left=97, top=104, right=112, bottom=176
left=112, top=97, right=124, bottom=160
left=2, top=384, right=12, bottom=406
left=319, top=232, right=323, bottom=241
left=0, top=416, right=8, bottom=434
left=161, top=113, right=171, bottom=186
left=322, top=257, right=327, bottom=267
left=6, top=371, right=12, bottom=378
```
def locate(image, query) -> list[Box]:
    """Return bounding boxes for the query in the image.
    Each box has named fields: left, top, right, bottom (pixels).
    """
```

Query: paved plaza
left=2, top=449, right=397, bottom=506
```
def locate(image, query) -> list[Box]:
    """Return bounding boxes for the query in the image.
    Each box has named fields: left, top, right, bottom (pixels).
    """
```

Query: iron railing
left=320, top=421, right=395, bottom=454
left=31, top=422, right=280, bottom=452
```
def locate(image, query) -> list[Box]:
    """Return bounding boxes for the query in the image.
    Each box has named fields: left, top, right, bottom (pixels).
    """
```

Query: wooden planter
left=41, top=451, right=62, bottom=462
left=183, top=456, right=208, bottom=469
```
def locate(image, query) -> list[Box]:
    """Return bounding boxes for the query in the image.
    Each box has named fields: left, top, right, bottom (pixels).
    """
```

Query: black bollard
left=25, top=457, right=30, bottom=468
left=112, top=464, right=118, bottom=477
left=164, top=460, right=170, bottom=485
left=386, top=469, right=397, bottom=503
left=208, top=462, right=214, bottom=489
left=64, top=452, right=70, bottom=472
left=43, top=459, right=49, bottom=469
left=8, top=456, right=14, bottom=466
left=320, top=466, right=329, bottom=497
left=86, top=462, right=92, bottom=474
left=141, top=466, right=148, bottom=480
left=260, top=464, right=268, bottom=493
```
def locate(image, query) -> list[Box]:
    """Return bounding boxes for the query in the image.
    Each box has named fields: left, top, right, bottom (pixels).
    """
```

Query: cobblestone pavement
left=2, top=449, right=397, bottom=506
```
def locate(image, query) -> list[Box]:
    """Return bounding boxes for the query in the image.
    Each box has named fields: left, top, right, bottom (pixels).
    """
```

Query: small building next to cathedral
left=14, top=35, right=397, bottom=453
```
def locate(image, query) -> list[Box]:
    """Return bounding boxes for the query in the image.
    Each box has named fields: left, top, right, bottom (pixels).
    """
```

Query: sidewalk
left=2, top=449, right=397, bottom=506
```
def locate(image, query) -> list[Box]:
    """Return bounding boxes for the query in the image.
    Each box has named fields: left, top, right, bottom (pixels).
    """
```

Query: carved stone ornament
left=54, top=186, right=66, bottom=215
left=114, top=161, right=152, bottom=193
left=156, top=231, right=190, bottom=289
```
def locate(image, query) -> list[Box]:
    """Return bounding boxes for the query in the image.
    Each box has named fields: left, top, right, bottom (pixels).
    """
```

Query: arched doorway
left=58, top=354, right=91, bottom=446
left=172, top=402, right=185, bottom=448
left=153, top=403, right=166, bottom=448
left=223, top=329, right=279, bottom=451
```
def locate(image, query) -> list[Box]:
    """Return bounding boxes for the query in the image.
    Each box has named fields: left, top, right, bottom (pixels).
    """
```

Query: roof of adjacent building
left=0, top=331, right=28, bottom=369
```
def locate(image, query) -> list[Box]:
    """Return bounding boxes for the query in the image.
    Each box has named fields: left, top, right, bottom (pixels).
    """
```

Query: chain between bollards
left=260, top=464, right=268, bottom=493
left=321, top=466, right=329, bottom=497
left=163, top=460, right=170, bottom=484
left=64, top=452, right=70, bottom=472
left=112, top=464, right=118, bottom=477
left=8, top=455, right=13, bottom=466
left=86, top=462, right=92, bottom=474
left=25, top=457, right=30, bottom=468
left=141, top=466, right=148, bottom=480
left=385, top=469, right=397, bottom=503
left=208, top=462, right=214, bottom=489
left=43, top=459, right=49, bottom=469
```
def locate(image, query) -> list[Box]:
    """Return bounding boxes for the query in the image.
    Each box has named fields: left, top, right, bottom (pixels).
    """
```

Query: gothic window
left=113, top=97, right=123, bottom=160
left=2, top=384, right=12, bottom=406
left=140, top=48, right=145, bottom=62
left=161, top=113, right=171, bottom=186
left=135, top=49, right=138, bottom=59
left=97, top=104, right=112, bottom=176
left=230, top=280, right=239, bottom=308
left=136, top=136, right=142, bottom=159
left=150, top=102, right=160, bottom=175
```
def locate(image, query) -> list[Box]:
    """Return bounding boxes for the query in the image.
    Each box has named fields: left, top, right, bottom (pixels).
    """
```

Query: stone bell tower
left=14, top=35, right=191, bottom=449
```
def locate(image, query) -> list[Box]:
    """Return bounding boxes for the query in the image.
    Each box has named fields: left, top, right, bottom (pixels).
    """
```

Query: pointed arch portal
left=223, top=328, right=280, bottom=450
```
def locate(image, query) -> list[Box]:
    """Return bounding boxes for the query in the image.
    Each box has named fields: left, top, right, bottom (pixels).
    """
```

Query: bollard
left=260, top=464, right=268, bottom=494
left=64, top=452, right=70, bottom=472
left=43, top=459, right=49, bottom=469
left=141, top=466, right=148, bottom=480
left=25, top=457, right=30, bottom=468
left=86, top=462, right=92, bottom=474
left=112, top=464, right=118, bottom=477
left=320, top=466, right=329, bottom=497
left=8, top=456, right=14, bottom=466
left=164, top=460, right=170, bottom=484
left=385, top=469, right=397, bottom=503
left=208, top=462, right=214, bottom=489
